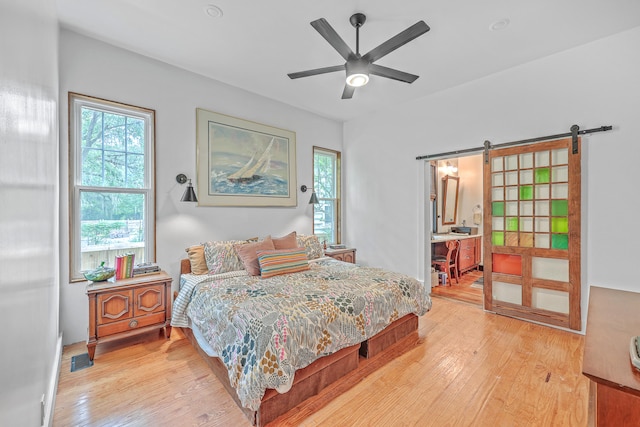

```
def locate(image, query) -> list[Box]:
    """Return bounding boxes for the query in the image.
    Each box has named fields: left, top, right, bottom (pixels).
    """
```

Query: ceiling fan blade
left=288, top=64, right=345, bottom=79
left=362, top=21, right=430, bottom=63
left=311, top=18, right=355, bottom=61
left=369, top=64, right=419, bottom=83
left=341, top=85, right=355, bottom=99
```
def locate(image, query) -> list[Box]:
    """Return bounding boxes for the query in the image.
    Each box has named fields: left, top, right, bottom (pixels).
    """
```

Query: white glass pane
left=492, top=217, right=504, bottom=231
left=535, top=233, right=550, bottom=248
left=552, top=165, right=569, bottom=182
left=532, top=257, right=569, bottom=282
left=520, top=201, right=534, bottom=216
left=80, top=191, right=147, bottom=270
left=535, top=217, right=550, bottom=232
left=552, top=148, right=568, bottom=165
left=520, top=152, right=533, bottom=169
left=520, top=217, right=533, bottom=232
left=535, top=150, right=550, bottom=167
left=551, top=183, right=568, bottom=199
left=506, top=186, right=518, bottom=201
left=535, top=185, right=549, bottom=199
left=536, top=200, right=549, bottom=216
left=492, top=173, right=504, bottom=187
left=506, top=202, right=518, bottom=216
left=314, top=199, right=335, bottom=244
left=493, top=281, right=522, bottom=305
left=505, top=171, right=518, bottom=186
left=505, top=155, right=518, bottom=170
left=519, top=169, right=533, bottom=185
left=492, top=157, right=503, bottom=172
left=532, top=288, right=569, bottom=314
left=492, top=187, right=504, bottom=201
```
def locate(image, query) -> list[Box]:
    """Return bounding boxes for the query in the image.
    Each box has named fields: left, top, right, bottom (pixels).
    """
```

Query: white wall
left=0, top=0, right=60, bottom=425
left=58, top=29, right=343, bottom=345
left=457, top=155, right=483, bottom=236
left=344, top=26, right=640, bottom=332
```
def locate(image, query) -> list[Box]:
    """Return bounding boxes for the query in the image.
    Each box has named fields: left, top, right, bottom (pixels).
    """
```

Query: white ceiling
left=57, top=0, right=640, bottom=122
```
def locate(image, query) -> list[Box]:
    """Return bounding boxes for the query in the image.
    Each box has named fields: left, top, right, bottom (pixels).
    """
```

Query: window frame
left=68, top=93, right=156, bottom=281
left=312, top=146, right=341, bottom=244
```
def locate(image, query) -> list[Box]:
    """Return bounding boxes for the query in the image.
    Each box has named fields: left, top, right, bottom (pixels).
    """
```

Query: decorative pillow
left=204, top=240, right=248, bottom=274
left=185, top=245, right=208, bottom=275
left=234, top=236, right=275, bottom=276
left=257, top=247, right=310, bottom=279
left=272, top=231, right=298, bottom=249
left=296, top=234, right=324, bottom=260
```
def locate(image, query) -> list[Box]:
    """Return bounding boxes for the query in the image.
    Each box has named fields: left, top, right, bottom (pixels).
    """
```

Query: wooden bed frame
left=179, top=258, right=419, bottom=426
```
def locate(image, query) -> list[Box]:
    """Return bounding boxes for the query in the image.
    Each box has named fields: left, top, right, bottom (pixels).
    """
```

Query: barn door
left=483, top=138, right=581, bottom=330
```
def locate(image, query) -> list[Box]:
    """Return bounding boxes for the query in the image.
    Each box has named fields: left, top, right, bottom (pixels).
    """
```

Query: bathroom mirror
left=442, top=175, right=459, bottom=225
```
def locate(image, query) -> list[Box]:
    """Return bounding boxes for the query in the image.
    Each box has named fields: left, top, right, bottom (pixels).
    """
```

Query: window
left=313, top=147, right=341, bottom=244
left=69, top=93, right=155, bottom=281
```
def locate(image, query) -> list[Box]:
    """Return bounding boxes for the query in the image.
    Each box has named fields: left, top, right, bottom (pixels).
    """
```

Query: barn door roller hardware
left=416, top=125, right=613, bottom=162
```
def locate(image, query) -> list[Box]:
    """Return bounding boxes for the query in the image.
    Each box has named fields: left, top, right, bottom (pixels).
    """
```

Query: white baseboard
left=43, top=333, right=63, bottom=427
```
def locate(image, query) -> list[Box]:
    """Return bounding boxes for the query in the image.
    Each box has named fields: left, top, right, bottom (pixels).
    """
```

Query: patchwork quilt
left=171, top=257, right=432, bottom=411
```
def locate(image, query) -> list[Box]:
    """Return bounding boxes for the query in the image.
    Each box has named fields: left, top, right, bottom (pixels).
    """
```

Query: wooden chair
left=432, top=240, right=460, bottom=285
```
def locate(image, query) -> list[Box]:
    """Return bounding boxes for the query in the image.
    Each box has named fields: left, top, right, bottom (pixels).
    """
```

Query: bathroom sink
left=451, top=226, right=478, bottom=235
left=431, top=234, right=453, bottom=240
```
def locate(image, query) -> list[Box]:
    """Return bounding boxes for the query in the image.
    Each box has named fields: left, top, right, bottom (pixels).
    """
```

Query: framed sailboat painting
left=196, top=108, right=297, bottom=206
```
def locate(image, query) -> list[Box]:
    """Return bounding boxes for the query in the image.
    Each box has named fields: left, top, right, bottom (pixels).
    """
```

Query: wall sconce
left=445, top=161, right=458, bottom=174
left=300, top=185, right=319, bottom=204
left=176, top=174, right=198, bottom=202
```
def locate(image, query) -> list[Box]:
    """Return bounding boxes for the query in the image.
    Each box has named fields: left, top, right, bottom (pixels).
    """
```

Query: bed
left=171, top=234, right=431, bottom=426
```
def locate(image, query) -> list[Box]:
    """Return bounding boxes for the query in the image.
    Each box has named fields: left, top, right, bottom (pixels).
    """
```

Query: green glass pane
left=519, top=185, right=533, bottom=200
left=492, top=231, right=505, bottom=246
left=492, top=202, right=504, bottom=216
left=506, top=217, right=519, bottom=231
left=535, top=167, right=550, bottom=183
left=552, top=234, right=569, bottom=250
left=551, top=217, right=568, bottom=233
left=551, top=200, right=568, bottom=217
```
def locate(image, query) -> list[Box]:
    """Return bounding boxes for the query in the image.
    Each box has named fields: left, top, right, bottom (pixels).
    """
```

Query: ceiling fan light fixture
left=345, top=59, right=370, bottom=87
left=346, top=73, right=369, bottom=87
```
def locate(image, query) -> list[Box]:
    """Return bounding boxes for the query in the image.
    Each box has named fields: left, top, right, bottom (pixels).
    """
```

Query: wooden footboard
left=181, top=313, right=419, bottom=426
left=258, top=344, right=360, bottom=426
left=181, top=327, right=361, bottom=426
left=360, top=314, right=419, bottom=358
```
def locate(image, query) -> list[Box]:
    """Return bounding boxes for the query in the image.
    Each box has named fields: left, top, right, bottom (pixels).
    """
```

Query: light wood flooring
left=54, top=296, right=589, bottom=426
left=430, top=269, right=484, bottom=306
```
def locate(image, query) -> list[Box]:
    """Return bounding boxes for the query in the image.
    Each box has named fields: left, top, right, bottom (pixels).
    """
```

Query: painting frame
left=196, top=108, right=297, bottom=207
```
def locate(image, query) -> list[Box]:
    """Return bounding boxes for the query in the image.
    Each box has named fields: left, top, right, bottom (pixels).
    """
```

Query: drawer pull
left=129, top=319, right=139, bottom=328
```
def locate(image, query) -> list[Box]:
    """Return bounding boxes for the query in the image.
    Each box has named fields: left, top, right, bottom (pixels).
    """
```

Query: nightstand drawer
left=133, top=285, right=165, bottom=316
left=97, top=290, right=134, bottom=325
left=97, top=312, right=166, bottom=338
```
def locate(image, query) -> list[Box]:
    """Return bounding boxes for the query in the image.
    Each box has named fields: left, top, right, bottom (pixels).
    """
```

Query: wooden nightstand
left=324, top=247, right=357, bottom=264
left=86, top=271, right=173, bottom=361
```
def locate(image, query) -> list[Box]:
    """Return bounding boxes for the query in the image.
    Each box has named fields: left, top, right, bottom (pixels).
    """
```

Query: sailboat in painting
left=228, top=138, right=274, bottom=183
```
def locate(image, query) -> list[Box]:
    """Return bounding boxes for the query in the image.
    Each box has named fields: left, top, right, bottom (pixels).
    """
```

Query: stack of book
left=132, top=263, right=161, bottom=276
left=329, top=244, right=346, bottom=250
left=115, top=253, right=135, bottom=280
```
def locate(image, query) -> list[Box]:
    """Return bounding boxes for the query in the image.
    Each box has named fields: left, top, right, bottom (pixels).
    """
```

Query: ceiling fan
left=288, top=13, right=430, bottom=99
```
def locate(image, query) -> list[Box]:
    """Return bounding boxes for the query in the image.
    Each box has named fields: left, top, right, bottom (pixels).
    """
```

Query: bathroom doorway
left=429, top=154, right=484, bottom=306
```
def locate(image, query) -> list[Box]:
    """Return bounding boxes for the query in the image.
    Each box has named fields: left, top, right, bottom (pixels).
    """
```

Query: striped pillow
left=257, top=247, right=310, bottom=279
